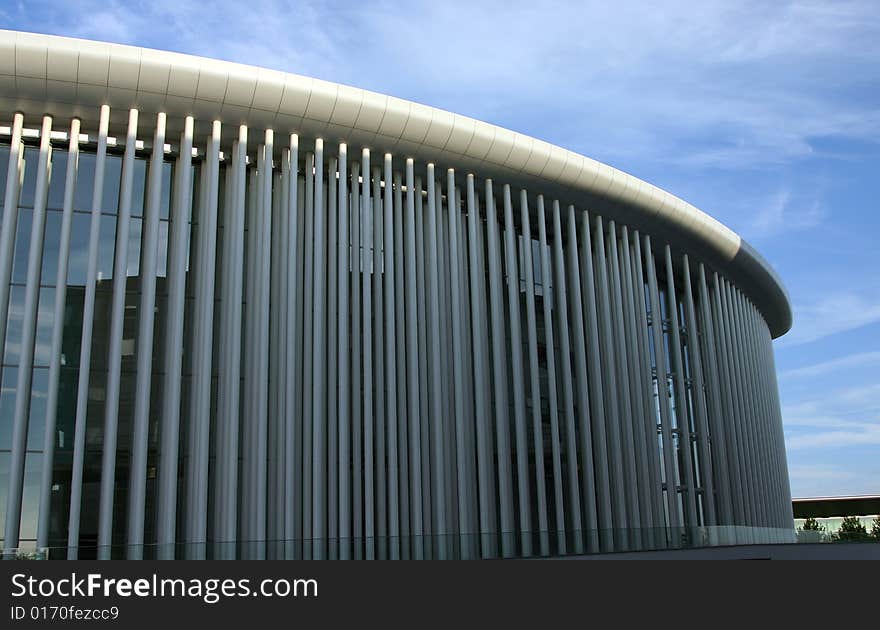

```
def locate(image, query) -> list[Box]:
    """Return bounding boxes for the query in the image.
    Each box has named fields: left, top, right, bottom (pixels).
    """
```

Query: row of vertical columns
left=0, top=110, right=798, bottom=555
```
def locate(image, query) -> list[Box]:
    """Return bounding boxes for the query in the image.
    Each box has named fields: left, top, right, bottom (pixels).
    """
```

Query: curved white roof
left=0, top=29, right=791, bottom=336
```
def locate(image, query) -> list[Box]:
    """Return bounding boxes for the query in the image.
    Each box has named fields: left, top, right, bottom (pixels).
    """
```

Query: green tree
left=871, top=515, right=880, bottom=541
left=799, top=517, right=824, bottom=532
left=836, top=515, right=869, bottom=542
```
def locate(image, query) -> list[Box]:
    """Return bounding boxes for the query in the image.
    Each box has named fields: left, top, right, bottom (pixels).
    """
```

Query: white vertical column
left=415, top=175, right=431, bottom=555
left=156, top=117, right=197, bottom=557
left=425, top=166, right=448, bottom=558
left=312, top=139, right=327, bottom=558
left=336, top=145, right=350, bottom=558
left=465, top=175, right=494, bottom=557
left=127, top=112, right=167, bottom=558
left=256, top=131, right=273, bottom=557
left=97, top=108, right=139, bottom=558
left=37, top=117, right=81, bottom=551
left=520, top=190, right=549, bottom=556
left=392, top=170, right=410, bottom=557
left=403, top=159, right=423, bottom=558
left=4, top=115, right=53, bottom=553
left=449, top=170, right=472, bottom=556
left=67, top=105, right=110, bottom=558
left=284, top=135, right=300, bottom=557
left=349, top=159, right=361, bottom=558
left=578, top=211, right=614, bottom=550
left=384, top=155, right=400, bottom=559
left=361, top=150, right=374, bottom=559
left=373, top=167, right=386, bottom=559
left=212, top=126, right=247, bottom=553
left=192, top=122, right=222, bottom=558
left=268, top=161, right=284, bottom=557
left=502, top=185, right=532, bottom=556
left=0, top=112, right=25, bottom=375
left=485, top=180, right=515, bottom=557
left=327, top=154, right=339, bottom=557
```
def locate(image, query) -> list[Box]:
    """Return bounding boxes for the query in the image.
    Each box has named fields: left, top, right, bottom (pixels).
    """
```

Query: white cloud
left=788, top=463, right=877, bottom=498
left=782, top=383, right=880, bottom=450
left=748, top=188, right=825, bottom=238
left=782, top=292, right=880, bottom=346
left=781, top=351, right=880, bottom=378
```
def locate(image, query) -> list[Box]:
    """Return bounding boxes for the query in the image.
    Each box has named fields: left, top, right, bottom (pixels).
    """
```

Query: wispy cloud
left=782, top=292, right=880, bottom=346
left=748, top=188, right=826, bottom=238
left=781, top=351, right=880, bottom=379
left=783, top=383, right=880, bottom=451
left=788, top=463, right=877, bottom=498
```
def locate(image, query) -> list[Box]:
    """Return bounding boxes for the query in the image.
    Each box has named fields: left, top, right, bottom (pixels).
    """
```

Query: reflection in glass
left=19, top=452, right=44, bottom=545
left=17, top=146, right=38, bottom=209
left=40, top=210, right=62, bottom=286
left=47, top=150, right=69, bottom=210
left=98, top=216, right=118, bottom=283
left=12, top=209, right=33, bottom=285
left=127, top=217, right=143, bottom=277
left=0, top=143, right=9, bottom=201
left=34, top=287, right=57, bottom=367
left=0, top=367, right=18, bottom=447
left=26, top=367, right=49, bottom=451
left=66, top=212, right=91, bottom=287
left=73, top=152, right=96, bottom=212
left=0, top=452, right=9, bottom=537
left=3, top=286, right=24, bottom=365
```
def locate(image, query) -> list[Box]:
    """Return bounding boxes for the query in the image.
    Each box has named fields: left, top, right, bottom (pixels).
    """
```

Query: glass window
left=12, top=208, right=32, bottom=285
left=3, top=286, right=24, bottom=365
left=18, top=146, right=39, bottom=209
left=19, top=452, right=44, bottom=543
left=27, top=367, right=49, bottom=451
left=97, top=215, right=117, bottom=284
left=157, top=220, right=169, bottom=278
left=103, top=154, right=122, bottom=215
left=0, top=366, right=17, bottom=447
left=127, top=217, right=143, bottom=277
left=0, top=452, right=9, bottom=536
left=40, top=210, right=62, bottom=286
left=54, top=365, right=80, bottom=455
left=74, top=152, right=95, bottom=212
left=160, top=161, right=173, bottom=220
left=34, top=287, right=56, bottom=367
left=130, top=158, right=147, bottom=218
left=67, top=212, right=91, bottom=287
left=47, top=150, right=69, bottom=210
left=0, top=143, right=10, bottom=202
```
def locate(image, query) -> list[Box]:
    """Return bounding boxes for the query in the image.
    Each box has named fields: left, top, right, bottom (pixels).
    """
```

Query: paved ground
left=561, top=542, right=880, bottom=560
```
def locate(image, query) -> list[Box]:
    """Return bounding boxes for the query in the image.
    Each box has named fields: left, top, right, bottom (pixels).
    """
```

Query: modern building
left=0, top=30, right=795, bottom=559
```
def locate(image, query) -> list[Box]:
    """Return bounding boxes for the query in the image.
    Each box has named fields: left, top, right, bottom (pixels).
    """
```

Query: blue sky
left=2, top=0, right=878, bottom=498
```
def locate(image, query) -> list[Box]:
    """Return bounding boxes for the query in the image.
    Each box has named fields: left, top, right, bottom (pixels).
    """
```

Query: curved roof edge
left=0, top=29, right=791, bottom=336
